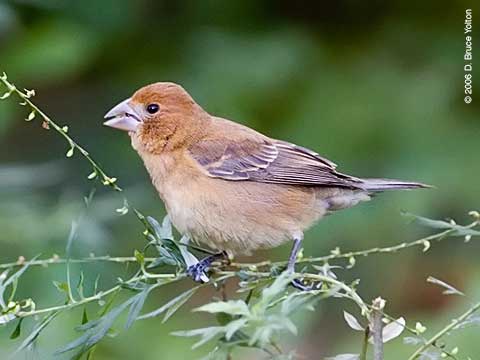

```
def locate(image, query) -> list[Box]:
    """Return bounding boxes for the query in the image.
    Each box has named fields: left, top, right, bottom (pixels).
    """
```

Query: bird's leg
left=287, top=236, right=303, bottom=272
left=180, top=235, right=209, bottom=283
left=181, top=236, right=228, bottom=283
left=287, top=233, right=320, bottom=291
left=186, top=251, right=228, bottom=283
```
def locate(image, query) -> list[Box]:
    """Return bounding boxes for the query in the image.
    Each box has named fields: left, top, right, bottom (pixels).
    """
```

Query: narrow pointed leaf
left=427, top=276, right=465, bottom=296
left=125, top=287, right=151, bottom=329
left=14, top=311, right=59, bottom=355
left=343, top=311, right=364, bottom=331
left=137, top=287, right=199, bottom=322
left=10, top=318, right=23, bottom=339
left=194, top=300, right=250, bottom=316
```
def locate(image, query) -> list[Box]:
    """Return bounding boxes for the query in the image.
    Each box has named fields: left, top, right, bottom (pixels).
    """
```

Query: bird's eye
left=146, top=103, right=160, bottom=114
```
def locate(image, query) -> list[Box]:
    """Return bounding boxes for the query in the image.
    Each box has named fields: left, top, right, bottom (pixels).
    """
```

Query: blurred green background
left=0, top=1, right=479, bottom=359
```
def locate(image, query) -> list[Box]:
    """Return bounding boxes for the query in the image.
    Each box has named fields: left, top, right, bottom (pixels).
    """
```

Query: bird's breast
left=137, top=150, right=205, bottom=233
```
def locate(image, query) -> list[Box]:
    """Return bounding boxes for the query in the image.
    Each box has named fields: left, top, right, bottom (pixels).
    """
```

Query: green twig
left=16, top=273, right=182, bottom=319
left=234, top=219, right=478, bottom=269
left=407, top=301, right=480, bottom=360
left=0, top=72, right=121, bottom=191
left=360, top=326, right=369, bottom=360
left=371, top=298, right=385, bottom=360
left=1, top=217, right=477, bottom=274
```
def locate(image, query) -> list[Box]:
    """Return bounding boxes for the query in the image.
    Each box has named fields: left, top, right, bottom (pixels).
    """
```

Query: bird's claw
left=186, top=251, right=228, bottom=283
left=291, top=278, right=322, bottom=291
left=187, top=262, right=209, bottom=283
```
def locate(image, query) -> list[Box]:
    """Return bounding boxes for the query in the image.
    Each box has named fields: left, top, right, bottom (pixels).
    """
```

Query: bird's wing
left=188, top=137, right=365, bottom=189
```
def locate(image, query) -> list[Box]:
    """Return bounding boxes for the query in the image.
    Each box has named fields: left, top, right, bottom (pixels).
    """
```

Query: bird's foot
left=291, top=278, right=322, bottom=291
left=186, top=251, right=228, bottom=283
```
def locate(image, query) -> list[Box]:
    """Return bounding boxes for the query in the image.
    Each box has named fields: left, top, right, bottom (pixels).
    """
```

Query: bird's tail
left=360, top=178, right=432, bottom=192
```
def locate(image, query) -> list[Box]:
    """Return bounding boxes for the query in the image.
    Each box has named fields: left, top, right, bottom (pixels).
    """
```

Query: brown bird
left=104, top=82, right=429, bottom=289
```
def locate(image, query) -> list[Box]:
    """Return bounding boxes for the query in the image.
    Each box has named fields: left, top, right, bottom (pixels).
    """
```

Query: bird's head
left=104, top=82, right=208, bottom=153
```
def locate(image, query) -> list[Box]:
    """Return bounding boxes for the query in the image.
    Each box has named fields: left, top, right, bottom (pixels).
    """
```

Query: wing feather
left=188, top=138, right=363, bottom=189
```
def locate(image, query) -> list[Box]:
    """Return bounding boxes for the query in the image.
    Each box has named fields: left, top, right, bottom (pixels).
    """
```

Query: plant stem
left=0, top=220, right=474, bottom=272
left=232, top=221, right=479, bottom=269
left=408, top=301, right=480, bottom=360
left=0, top=256, right=154, bottom=270
left=371, top=297, right=385, bottom=360
left=218, top=270, right=370, bottom=314
left=360, top=326, right=370, bottom=360
left=0, top=73, right=121, bottom=191
left=16, top=273, right=181, bottom=319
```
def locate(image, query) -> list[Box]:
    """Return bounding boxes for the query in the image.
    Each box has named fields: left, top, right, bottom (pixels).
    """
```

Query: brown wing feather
left=189, top=138, right=364, bottom=189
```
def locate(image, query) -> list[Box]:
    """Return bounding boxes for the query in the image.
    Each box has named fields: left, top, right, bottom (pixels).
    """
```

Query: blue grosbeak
left=104, top=82, right=429, bottom=289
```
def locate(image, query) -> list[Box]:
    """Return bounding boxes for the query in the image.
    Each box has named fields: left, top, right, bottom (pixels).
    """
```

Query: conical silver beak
left=104, top=98, right=141, bottom=132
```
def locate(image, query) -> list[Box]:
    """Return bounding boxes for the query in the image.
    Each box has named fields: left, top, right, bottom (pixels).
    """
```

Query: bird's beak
left=103, top=98, right=141, bottom=132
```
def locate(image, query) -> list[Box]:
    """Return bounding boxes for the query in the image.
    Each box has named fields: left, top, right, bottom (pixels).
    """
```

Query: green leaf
left=194, top=300, right=250, bottom=316
left=325, top=354, right=360, bottom=360
left=172, top=326, right=225, bottom=349
left=55, top=294, right=139, bottom=355
left=343, top=311, right=364, bottom=331
left=87, top=171, right=97, bottom=180
left=77, top=272, right=85, bottom=299
left=137, top=286, right=199, bottom=323
left=281, top=292, right=318, bottom=316
left=215, top=312, right=233, bottom=326
left=25, top=110, right=35, bottom=121
left=133, top=208, right=146, bottom=223
left=81, top=308, right=89, bottom=325
left=403, top=212, right=456, bottom=229
left=199, top=344, right=231, bottom=360
left=147, top=256, right=175, bottom=269
left=137, top=213, right=185, bottom=267
left=404, top=212, right=480, bottom=236
left=53, top=281, right=70, bottom=294
left=224, top=318, right=248, bottom=341
left=0, top=90, right=12, bottom=100
left=134, top=250, right=145, bottom=266
left=248, top=314, right=297, bottom=348
left=148, top=215, right=173, bottom=240
left=427, top=276, right=465, bottom=296
left=0, top=313, right=15, bottom=325
left=253, top=271, right=293, bottom=314
left=14, top=311, right=59, bottom=355
left=53, top=280, right=71, bottom=302
left=125, top=286, right=152, bottom=329
left=93, top=275, right=101, bottom=295
left=249, top=325, right=273, bottom=348
left=9, top=318, right=23, bottom=339
left=0, top=256, right=39, bottom=308
left=262, top=272, right=293, bottom=302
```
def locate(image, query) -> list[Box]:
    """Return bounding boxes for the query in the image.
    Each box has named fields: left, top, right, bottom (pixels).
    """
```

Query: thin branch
left=360, top=326, right=370, bottom=360
left=371, top=297, right=385, bottom=360
left=233, top=219, right=479, bottom=269
left=0, top=256, right=150, bottom=270
left=217, top=270, right=369, bottom=314
left=16, top=273, right=183, bottom=319
left=408, top=301, right=480, bottom=360
left=0, top=72, right=121, bottom=191
left=11, top=268, right=367, bottom=323
left=2, top=217, right=475, bottom=271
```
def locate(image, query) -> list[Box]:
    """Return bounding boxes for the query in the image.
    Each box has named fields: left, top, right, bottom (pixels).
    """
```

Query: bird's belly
left=159, top=177, right=328, bottom=254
